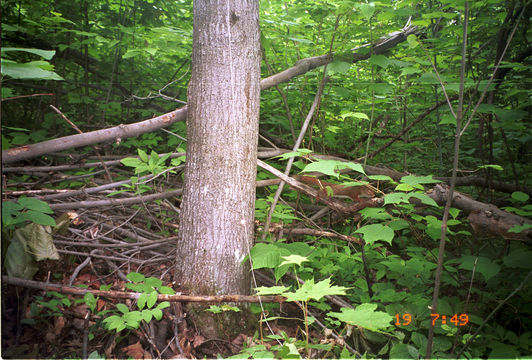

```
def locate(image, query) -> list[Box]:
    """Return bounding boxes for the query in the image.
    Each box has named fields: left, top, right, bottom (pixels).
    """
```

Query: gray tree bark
left=176, top=0, right=260, bottom=301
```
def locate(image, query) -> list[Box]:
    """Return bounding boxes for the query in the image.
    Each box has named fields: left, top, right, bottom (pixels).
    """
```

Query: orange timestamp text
left=394, top=313, right=469, bottom=326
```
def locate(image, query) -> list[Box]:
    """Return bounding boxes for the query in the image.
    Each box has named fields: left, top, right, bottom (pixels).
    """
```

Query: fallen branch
left=274, top=227, right=363, bottom=245
left=429, top=184, right=532, bottom=242
left=48, top=189, right=183, bottom=210
left=2, top=276, right=286, bottom=304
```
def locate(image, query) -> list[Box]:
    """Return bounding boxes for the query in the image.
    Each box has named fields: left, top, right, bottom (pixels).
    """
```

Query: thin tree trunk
left=175, top=0, right=260, bottom=338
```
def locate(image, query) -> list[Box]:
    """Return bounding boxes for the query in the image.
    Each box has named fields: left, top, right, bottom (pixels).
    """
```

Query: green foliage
left=1, top=47, right=63, bottom=80
left=251, top=170, right=531, bottom=358
left=23, top=291, right=71, bottom=327
left=2, top=197, right=56, bottom=230
left=103, top=272, right=172, bottom=333
left=120, top=149, right=171, bottom=176
left=2, top=197, right=59, bottom=279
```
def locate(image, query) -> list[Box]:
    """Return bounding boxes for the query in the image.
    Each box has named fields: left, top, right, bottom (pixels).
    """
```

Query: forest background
left=1, top=0, right=531, bottom=359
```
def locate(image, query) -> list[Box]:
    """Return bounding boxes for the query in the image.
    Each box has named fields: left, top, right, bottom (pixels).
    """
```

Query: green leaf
left=137, top=293, right=147, bottom=310
left=341, top=162, right=366, bottom=175
left=355, top=224, right=394, bottom=245
left=88, top=350, right=104, bottom=359
left=145, top=277, right=163, bottom=288
left=21, top=210, right=56, bottom=226
left=328, top=303, right=393, bottom=332
left=123, top=49, right=143, bottom=59
left=116, top=303, right=129, bottom=314
left=249, top=243, right=285, bottom=270
left=418, top=72, right=439, bottom=84
left=369, top=55, right=392, bottom=69
left=156, top=301, right=170, bottom=310
left=302, top=160, right=340, bottom=177
left=124, top=310, right=142, bottom=328
left=340, top=112, right=369, bottom=121
left=1, top=60, right=63, bottom=80
left=84, top=292, right=96, bottom=312
left=287, top=36, right=313, bottom=44
left=400, top=66, right=422, bottom=76
left=508, top=223, right=532, bottom=234
left=401, top=175, right=440, bottom=187
left=138, top=149, right=149, bottom=163
left=279, top=255, right=308, bottom=267
left=283, top=278, right=348, bottom=302
left=302, top=159, right=365, bottom=178
left=328, top=61, right=351, bottom=74
left=103, top=315, right=125, bottom=332
left=409, top=193, right=439, bottom=207
left=357, top=2, right=375, bottom=19
left=126, top=272, right=145, bottom=283
left=141, top=309, right=153, bottom=323
left=277, top=342, right=300, bottom=359
left=120, top=157, right=143, bottom=168
left=511, top=191, right=529, bottom=202
left=2, top=47, right=56, bottom=60
left=159, top=286, right=175, bottom=295
left=384, top=192, right=410, bottom=205
left=206, top=305, right=222, bottom=314
left=147, top=291, right=158, bottom=308
left=152, top=308, right=163, bottom=320
left=449, top=208, right=461, bottom=219
left=439, top=114, right=456, bottom=125
left=477, top=164, right=503, bottom=171
left=274, top=149, right=313, bottom=160
left=18, top=197, right=54, bottom=213
left=359, top=208, right=393, bottom=221
left=407, top=34, right=419, bottom=48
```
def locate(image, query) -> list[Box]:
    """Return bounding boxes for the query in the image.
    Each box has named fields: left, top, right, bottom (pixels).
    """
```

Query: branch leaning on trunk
left=2, top=25, right=418, bottom=164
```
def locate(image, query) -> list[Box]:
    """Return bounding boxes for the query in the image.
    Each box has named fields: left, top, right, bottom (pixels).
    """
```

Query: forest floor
left=1, top=240, right=279, bottom=359
left=0, top=193, right=311, bottom=359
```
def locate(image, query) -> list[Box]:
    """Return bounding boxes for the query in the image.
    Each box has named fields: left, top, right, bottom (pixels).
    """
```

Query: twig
left=426, top=3, right=469, bottom=357
left=1, top=93, right=54, bottom=101
left=82, top=310, right=91, bottom=359
left=48, top=188, right=183, bottom=210
left=57, top=249, right=163, bottom=264
left=69, top=249, right=99, bottom=286
left=261, top=75, right=330, bottom=241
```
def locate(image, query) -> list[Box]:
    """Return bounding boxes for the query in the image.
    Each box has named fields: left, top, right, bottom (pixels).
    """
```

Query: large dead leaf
left=5, top=222, right=60, bottom=279
left=124, top=340, right=149, bottom=359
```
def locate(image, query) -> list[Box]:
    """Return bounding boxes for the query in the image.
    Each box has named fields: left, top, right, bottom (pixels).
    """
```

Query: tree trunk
left=175, top=0, right=260, bottom=338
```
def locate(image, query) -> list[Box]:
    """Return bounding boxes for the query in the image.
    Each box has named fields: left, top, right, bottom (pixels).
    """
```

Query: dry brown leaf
left=231, top=333, right=247, bottom=346
left=53, top=316, right=66, bottom=335
left=124, top=340, right=146, bottom=359
left=97, top=299, right=106, bottom=312
left=192, top=334, right=205, bottom=347
left=183, top=328, right=195, bottom=341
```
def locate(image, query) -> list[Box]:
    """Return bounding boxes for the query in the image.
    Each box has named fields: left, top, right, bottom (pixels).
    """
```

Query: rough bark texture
left=176, top=0, right=260, bottom=299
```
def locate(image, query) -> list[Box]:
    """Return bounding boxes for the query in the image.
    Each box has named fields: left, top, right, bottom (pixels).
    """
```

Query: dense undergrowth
left=2, top=0, right=531, bottom=358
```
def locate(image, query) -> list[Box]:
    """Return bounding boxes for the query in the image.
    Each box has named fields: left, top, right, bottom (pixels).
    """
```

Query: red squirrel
left=293, top=175, right=375, bottom=202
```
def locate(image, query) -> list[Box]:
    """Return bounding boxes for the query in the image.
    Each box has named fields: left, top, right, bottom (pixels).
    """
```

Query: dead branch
left=48, top=189, right=183, bottom=211
left=429, top=184, right=532, bottom=242
left=274, top=227, right=363, bottom=245
left=2, top=276, right=286, bottom=304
